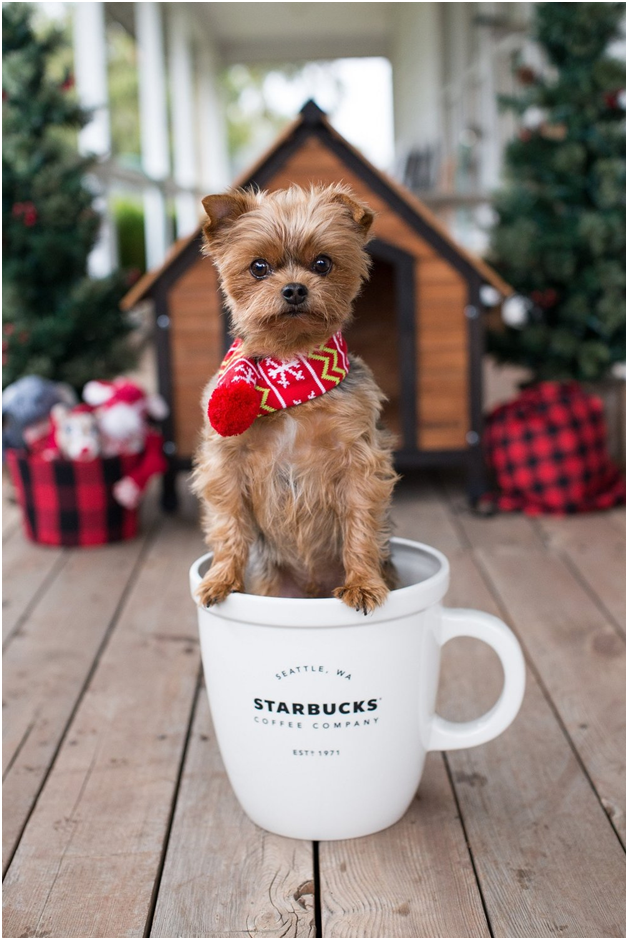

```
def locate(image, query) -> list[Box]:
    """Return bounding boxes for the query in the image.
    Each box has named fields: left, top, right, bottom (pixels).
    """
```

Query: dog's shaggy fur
left=192, top=184, right=399, bottom=613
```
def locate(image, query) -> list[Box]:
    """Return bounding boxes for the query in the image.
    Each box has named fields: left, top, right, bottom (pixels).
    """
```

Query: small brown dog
left=192, top=184, right=398, bottom=613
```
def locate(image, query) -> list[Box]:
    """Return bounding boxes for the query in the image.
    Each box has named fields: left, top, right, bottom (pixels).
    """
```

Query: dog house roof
left=122, top=100, right=511, bottom=310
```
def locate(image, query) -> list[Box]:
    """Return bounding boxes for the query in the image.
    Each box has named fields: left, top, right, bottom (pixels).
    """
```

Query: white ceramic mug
left=190, top=538, right=525, bottom=841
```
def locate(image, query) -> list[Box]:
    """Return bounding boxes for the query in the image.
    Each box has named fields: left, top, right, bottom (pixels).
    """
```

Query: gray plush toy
left=2, top=375, right=77, bottom=453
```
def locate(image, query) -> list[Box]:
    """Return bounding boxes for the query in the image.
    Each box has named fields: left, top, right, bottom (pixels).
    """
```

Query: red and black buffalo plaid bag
left=483, top=381, right=625, bottom=516
left=6, top=450, right=141, bottom=547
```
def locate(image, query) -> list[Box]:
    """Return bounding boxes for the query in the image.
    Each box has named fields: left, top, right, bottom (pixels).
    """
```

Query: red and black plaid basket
left=483, top=381, right=626, bottom=515
left=6, top=450, right=140, bottom=547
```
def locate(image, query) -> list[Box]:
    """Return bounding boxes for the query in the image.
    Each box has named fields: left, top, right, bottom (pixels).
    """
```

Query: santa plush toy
left=24, top=402, right=101, bottom=461
left=83, top=378, right=169, bottom=509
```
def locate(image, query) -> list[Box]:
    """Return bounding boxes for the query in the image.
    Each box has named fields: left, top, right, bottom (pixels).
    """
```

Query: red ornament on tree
left=23, top=203, right=37, bottom=227
left=604, top=88, right=626, bottom=110
left=12, top=201, right=37, bottom=226
left=61, top=74, right=75, bottom=92
left=531, top=288, right=559, bottom=309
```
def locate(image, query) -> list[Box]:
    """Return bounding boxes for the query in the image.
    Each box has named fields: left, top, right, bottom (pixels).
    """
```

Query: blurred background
left=3, top=1, right=626, bottom=479
left=17, top=2, right=548, bottom=272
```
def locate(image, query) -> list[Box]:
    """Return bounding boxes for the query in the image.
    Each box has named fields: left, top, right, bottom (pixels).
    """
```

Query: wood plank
left=419, top=282, right=467, bottom=306
left=2, top=516, right=158, bottom=873
left=2, top=513, right=206, bottom=939
left=3, top=481, right=22, bottom=540
left=418, top=327, right=468, bottom=349
left=319, top=752, right=490, bottom=938
left=535, top=512, right=625, bottom=636
left=419, top=258, right=466, bottom=285
left=418, top=307, right=467, bottom=329
left=419, top=348, right=467, bottom=371
left=169, top=295, right=222, bottom=319
left=2, top=532, right=66, bottom=644
left=441, top=478, right=546, bottom=550
left=419, top=426, right=467, bottom=451
left=150, top=688, right=315, bottom=939
left=418, top=399, right=467, bottom=422
left=477, top=546, right=626, bottom=843
left=440, top=548, right=626, bottom=938
left=392, top=474, right=465, bottom=557
left=169, top=255, right=217, bottom=293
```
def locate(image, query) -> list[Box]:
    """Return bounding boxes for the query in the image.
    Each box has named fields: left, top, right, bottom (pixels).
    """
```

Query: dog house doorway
left=346, top=239, right=417, bottom=453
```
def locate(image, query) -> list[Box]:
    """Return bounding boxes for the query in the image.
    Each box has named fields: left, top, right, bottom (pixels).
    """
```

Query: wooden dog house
left=123, top=101, right=510, bottom=505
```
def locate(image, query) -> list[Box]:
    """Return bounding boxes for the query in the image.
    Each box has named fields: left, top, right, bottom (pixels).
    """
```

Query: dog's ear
left=329, top=191, right=375, bottom=238
left=201, top=192, right=255, bottom=241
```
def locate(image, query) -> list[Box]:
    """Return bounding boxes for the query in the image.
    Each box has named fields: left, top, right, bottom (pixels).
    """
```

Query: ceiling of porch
left=106, top=2, right=395, bottom=63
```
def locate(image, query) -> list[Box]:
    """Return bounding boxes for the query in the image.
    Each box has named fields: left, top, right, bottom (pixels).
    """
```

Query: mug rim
left=190, top=537, right=450, bottom=628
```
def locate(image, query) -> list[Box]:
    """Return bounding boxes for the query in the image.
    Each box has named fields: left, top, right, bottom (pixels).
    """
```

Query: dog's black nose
left=282, top=282, right=308, bottom=305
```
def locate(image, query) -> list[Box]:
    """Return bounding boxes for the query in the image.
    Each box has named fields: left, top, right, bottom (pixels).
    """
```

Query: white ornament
left=522, top=106, right=546, bottom=129
left=480, top=284, right=502, bottom=307
left=617, top=89, right=626, bottom=110
left=502, top=295, right=530, bottom=329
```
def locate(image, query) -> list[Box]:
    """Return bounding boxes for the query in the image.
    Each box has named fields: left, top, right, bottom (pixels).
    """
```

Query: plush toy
left=82, top=378, right=169, bottom=509
left=112, top=430, right=168, bottom=509
left=83, top=378, right=168, bottom=456
left=2, top=375, right=76, bottom=453
left=22, top=403, right=100, bottom=461
left=49, top=403, right=101, bottom=461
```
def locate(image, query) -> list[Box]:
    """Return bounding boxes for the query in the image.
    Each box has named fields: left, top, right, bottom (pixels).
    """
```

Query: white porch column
left=168, top=5, right=198, bottom=237
left=197, top=40, right=231, bottom=193
left=477, top=11, right=500, bottom=193
left=135, top=1, right=170, bottom=269
left=72, top=1, right=116, bottom=277
left=391, top=3, right=443, bottom=180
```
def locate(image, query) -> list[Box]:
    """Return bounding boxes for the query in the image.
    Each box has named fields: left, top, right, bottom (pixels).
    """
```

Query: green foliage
left=2, top=2, right=135, bottom=391
left=487, top=2, right=625, bottom=381
left=221, top=63, right=296, bottom=167
left=112, top=196, right=146, bottom=274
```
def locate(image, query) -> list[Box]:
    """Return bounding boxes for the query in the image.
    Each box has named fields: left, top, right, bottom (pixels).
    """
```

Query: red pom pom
left=208, top=382, right=261, bottom=436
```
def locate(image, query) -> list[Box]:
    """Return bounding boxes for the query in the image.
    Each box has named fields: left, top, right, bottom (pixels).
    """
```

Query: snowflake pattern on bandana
left=231, top=362, right=257, bottom=386
left=264, top=358, right=304, bottom=388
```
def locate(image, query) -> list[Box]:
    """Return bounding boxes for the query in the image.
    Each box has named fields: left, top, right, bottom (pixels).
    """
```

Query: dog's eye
left=312, top=255, right=332, bottom=276
left=250, top=259, right=271, bottom=279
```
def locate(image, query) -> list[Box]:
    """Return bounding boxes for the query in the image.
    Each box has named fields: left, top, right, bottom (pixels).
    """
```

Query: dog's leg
left=195, top=473, right=255, bottom=607
left=333, top=448, right=398, bottom=615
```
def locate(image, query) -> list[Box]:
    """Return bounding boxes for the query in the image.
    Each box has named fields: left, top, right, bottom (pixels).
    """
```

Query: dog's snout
left=281, top=282, right=308, bottom=305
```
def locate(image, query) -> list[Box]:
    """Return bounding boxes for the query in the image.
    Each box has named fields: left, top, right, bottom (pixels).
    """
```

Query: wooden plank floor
left=3, top=472, right=625, bottom=938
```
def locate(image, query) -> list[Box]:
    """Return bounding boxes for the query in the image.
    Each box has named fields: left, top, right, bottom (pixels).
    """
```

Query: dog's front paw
left=196, top=570, right=243, bottom=607
left=333, top=578, right=389, bottom=615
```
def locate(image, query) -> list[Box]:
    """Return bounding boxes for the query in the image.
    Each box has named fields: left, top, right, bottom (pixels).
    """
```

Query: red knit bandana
left=207, top=331, right=350, bottom=436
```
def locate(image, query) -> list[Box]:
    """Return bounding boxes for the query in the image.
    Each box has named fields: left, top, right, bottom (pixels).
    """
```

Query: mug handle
left=428, top=608, right=526, bottom=751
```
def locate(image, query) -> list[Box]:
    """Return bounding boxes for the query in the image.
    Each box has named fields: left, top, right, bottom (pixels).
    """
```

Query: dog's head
left=201, top=185, right=374, bottom=357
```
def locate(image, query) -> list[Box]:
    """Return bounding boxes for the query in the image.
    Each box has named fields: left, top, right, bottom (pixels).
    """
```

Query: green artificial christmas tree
left=2, top=3, right=135, bottom=391
left=487, top=2, right=625, bottom=382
